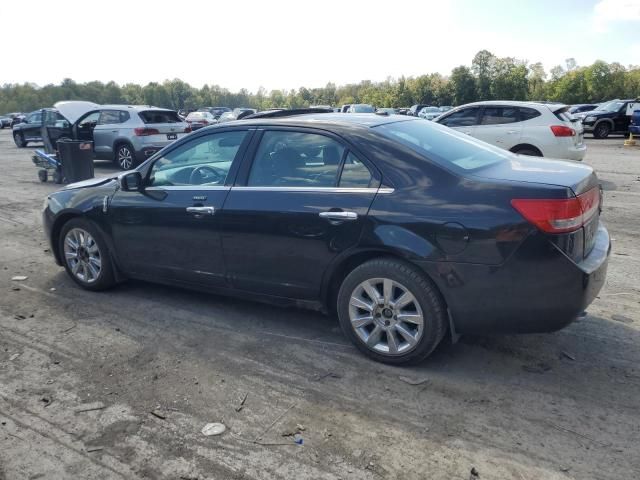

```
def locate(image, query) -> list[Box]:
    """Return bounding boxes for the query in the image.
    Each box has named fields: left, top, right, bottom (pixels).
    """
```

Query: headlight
left=585, top=116, right=596, bottom=122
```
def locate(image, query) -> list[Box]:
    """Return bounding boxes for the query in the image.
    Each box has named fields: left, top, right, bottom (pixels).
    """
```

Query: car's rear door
left=220, top=127, right=380, bottom=300
left=93, top=110, right=125, bottom=158
left=108, top=129, right=253, bottom=287
left=473, top=105, right=523, bottom=149
left=436, top=106, right=481, bottom=136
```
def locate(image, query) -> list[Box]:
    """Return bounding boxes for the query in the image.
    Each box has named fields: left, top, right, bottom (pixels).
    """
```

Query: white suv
left=435, top=101, right=586, bottom=161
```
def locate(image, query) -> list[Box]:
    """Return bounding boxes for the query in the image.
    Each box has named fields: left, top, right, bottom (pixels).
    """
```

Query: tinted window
left=438, top=107, right=480, bottom=127
left=98, top=110, right=123, bottom=125
left=376, top=120, right=510, bottom=171
left=339, top=152, right=372, bottom=188
left=139, top=110, right=182, bottom=124
left=480, top=106, right=519, bottom=125
left=149, top=131, right=247, bottom=187
left=248, top=131, right=344, bottom=187
left=78, top=112, right=100, bottom=128
left=28, top=112, right=42, bottom=123
left=519, top=107, right=541, bottom=121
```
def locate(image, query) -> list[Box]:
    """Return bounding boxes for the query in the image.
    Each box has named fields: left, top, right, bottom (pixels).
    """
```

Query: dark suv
left=12, top=110, right=43, bottom=147
left=582, top=99, right=639, bottom=138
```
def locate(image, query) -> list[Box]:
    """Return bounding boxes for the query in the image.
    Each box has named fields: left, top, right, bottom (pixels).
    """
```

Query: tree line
left=1, top=50, right=639, bottom=114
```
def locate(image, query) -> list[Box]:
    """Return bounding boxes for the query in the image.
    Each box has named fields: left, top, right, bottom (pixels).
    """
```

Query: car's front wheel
left=13, top=132, right=26, bottom=148
left=114, top=143, right=135, bottom=170
left=59, top=218, right=116, bottom=291
left=593, top=122, right=611, bottom=139
left=337, top=258, right=447, bottom=365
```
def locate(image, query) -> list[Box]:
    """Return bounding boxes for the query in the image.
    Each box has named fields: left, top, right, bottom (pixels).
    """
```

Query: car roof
left=224, top=112, right=412, bottom=129
left=460, top=100, right=557, bottom=109
left=100, top=105, right=176, bottom=112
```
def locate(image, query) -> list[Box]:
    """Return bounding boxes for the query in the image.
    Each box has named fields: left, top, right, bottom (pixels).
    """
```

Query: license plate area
left=166, top=133, right=177, bottom=140
left=584, top=217, right=598, bottom=256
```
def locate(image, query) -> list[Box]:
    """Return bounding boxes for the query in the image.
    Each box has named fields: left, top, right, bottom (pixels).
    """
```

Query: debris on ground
left=150, top=410, right=167, bottom=420
left=469, top=466, right=480, bottom=478
left=235, top=392, right=248, bottom=412
left=522, top=362, right=552, bottom=374
left=11, top=275, right=28, bottom=281
left=611, top=314, right=633, bottom=324
left=398, top=375, right=430, bottom=386
left=40, top=396, right=52, bottom=407
left=201, top=422, right=226, bottom=436
left=13, top=314, right=25, bottom=320
left=74, top=402, right=106, bottom=413
left=561, top=351, right=576, bottom=361
left=293, top=433, right=304, bottom=445
left=86, top=446, right=104, bottom=453
left=310, top=372, right=342, bottom=382
left=9, top=353, right=20, bottom=361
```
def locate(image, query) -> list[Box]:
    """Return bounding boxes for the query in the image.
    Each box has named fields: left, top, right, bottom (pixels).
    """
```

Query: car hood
left=54, top=101, right=100, bottom=124
left=63, top=175, right=117, bottom=190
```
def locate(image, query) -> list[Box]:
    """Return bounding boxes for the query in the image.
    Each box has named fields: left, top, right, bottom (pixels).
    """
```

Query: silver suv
left=43, top=102, right=190, bottom=169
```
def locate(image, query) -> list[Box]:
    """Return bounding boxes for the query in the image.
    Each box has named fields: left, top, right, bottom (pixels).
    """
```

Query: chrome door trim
left=145, top=185, right=231, bottom=191
left=230, top=186, right=394, bottom=194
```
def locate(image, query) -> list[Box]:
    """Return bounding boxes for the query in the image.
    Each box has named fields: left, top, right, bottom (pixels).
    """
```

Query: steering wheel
left=188, top=165, right=225, bottom=185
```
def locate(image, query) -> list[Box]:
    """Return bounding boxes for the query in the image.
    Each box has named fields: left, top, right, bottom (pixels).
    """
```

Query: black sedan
left=42, top=112, right=610, bottom=364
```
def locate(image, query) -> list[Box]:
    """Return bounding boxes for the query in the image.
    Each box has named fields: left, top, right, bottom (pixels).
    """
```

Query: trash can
left=56, top=139, right=94, bottom=183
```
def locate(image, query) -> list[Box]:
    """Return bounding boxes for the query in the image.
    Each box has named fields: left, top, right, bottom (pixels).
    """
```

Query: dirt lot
left=0, top=129, right=638, bottom=480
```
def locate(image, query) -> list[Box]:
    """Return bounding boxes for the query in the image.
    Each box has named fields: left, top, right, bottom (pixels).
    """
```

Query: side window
left=480, top=106, right=519, bottom=125
left=78, top=112, right=100, bottom=129
left=98, top=110, right=122, bottom=125
left=120, top=111, right=130, bottom=123
left=339, top=152, right=372, bottom=188
left=519, top=107, right=541, bottom=121
left=248, top=131, right=345, bottom=187
left=439, top=107, right=479, bottom=127
left=29, top=112, right=42, bottom=123
left=149, top=131, right=247, bottom=187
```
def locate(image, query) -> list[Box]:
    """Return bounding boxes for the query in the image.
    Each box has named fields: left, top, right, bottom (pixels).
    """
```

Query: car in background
left=217, top=111, right=237, bottom=123
left=376, top=108, right=396, bottom=115
left=582, top=99, right=638, bottom=138
left=436, top=100, right=586, bottom=161
left=186, top=111, right=217, bottom=130
left=233, top=108, right=257, bottom=119
left=569, top=104, right=599, bottom=117
left=340, top=104, right=351, bottom=113
left=439, top=106, right=453, bottom=113
left=408, top=104, right=430, bottom=117
left=42, top=102, right=190, bottom=169
left=43, top=111, right=609, bottom=364
left=0, top=115, right=11, bottom=128
left=396, top=108, right=410, bottom=115
left=12, top=110, right=43, bottom=147
left=348, top=104, right=375, bottom=113
left=310, top=105, right=333, bottom=110
left=10, top=113, right=26, bottom=127
left=418, top=106, right=442, bottom=120
left=198, top=107, right=231, bottom=120
left=629, top=108, right=640, bottom=135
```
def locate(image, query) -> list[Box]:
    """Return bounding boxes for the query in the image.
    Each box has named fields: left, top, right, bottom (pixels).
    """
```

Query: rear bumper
left=419, top=223, right=610, bottom=335
left=564, top=143, right=587, bottom=161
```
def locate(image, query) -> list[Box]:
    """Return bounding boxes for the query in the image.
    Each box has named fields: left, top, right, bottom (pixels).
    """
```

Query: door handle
left=319, top=211, right=358, bottom=221
left=186, top=206, right=215, bottom=216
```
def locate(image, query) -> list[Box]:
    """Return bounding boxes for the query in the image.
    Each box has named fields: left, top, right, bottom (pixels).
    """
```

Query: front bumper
left=419, top=223, right=611, bottom=335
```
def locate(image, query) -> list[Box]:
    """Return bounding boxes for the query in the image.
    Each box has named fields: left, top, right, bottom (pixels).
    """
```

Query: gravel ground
left=0, top=129, right=638, bottom=480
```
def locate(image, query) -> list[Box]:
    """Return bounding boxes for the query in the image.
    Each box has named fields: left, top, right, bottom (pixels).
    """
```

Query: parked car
left=396, top=108, right=410, bottom=115
left=376, top=108, right=396, bottom=115
left=42, top=112, right=609, bottom=364
left=12, top=110, right=43, bottom=147
left=233, top=108, right=257, bottom=119
left=630, top=107, right=640, bottom=135
left=8, top=113, right=25, bottom=127
left=217, top=111, right=237, bottom=123
left=0, top=115, right=11, bottom=128
left=42, top=102, right=190, bottom=169
left=582, top=99, right=639, bottom=138
left=418, top=106, right=442, bottom=120
left=408, top=104, right=430, bottom=116
left=198, top=107, right=231, bottom=120
left=186, top=111, right=217, bottom=130
left=340, top=104, right=351, bottom=113
left=569, top=104, right=599, bottom=116
left=348, top=104, right=375, bottom=113
left=435, top=101, right=586, bottom=161
left=439, top=106, right=453, bottom=112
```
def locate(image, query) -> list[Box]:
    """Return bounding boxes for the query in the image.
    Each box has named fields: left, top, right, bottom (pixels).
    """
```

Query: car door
left=108, top=129, right=252, bottom=287
left=220, top=128, right=380, bottom=300
left=436, top=106, right=481, bottom=136
left=93, top=110, right=123, bottom=158
left=75, top=111, right=100, bottom=142
left=24, top=112, right=43, bottom=141
left=473, top=105, right=523, bottom=149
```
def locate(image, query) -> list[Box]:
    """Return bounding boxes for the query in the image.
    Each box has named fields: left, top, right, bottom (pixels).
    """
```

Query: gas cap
left=436, top=222, right=469, bottom=255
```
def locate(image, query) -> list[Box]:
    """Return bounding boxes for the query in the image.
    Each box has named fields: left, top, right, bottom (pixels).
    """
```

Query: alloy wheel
left=117, top=146, right=133, bottom=169
left=63, top=228, right=102, bottom=284
left=348, top=278, right=424, bottom=355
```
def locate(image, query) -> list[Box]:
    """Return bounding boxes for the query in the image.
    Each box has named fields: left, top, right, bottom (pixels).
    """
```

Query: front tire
left=114, top=143, right=136, bottom=170
left=593, top=122, right=611, bottom=139
left=59, top=218, right=116, bottom=291
left=13, top=132, right=26, bottom=148
left=337, top=258, right=447, bottom=365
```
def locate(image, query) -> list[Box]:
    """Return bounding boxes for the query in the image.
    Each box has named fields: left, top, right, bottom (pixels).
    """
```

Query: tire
left=37, top=169, right=48, bottom=182
left=513, top=147, right=541, bottom=157
left=114, top=143, right=136, bottom=170
left=593, top=122, right=611, bottom=139
left=13, top=132, right=26, bottom=148
left=337, top=257, right=447, bottom=365
left=58, top=218, right=116, bottom=291
left=52, top=170, right=63, bottom=184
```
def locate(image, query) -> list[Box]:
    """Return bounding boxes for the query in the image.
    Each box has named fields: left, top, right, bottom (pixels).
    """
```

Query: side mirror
left=119, top=171, right=142, bottom=192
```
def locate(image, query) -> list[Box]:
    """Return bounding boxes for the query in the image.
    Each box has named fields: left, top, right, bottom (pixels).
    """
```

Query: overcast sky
left=1, top=0, right=639, bottom=92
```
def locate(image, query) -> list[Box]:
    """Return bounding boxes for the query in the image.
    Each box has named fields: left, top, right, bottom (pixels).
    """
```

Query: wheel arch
left=510, top=143, right=543, bottom=156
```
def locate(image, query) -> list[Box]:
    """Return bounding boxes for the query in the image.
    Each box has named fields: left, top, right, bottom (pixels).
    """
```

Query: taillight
left=184, top=126, right=192, bottom=133
left=550, top=125, right=575, bottom=137
left=134, top=127, right=160, bottom=136
left=511, top=187, right=600, bottom=234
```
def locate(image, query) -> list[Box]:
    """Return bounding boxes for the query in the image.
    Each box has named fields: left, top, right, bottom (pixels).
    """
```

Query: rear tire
left=593, top=122, right=611, bottom=139
left=114, top=143, right=136, bottom=170
left=38, top=169, right=48, bottom=182
left=13, top=132, right=26, bottom=148
left=337, top=258, right=447, bottom=365
left=58, top=218, right=116, bottom=291
left=513, top=147, right=542, bottom=156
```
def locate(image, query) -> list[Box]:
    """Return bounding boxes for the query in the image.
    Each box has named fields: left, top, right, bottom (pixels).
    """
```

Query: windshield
left=375, top=120, right=510, bottom=171
left=422, top=107, right=440, bottom=113
left=596, top=101, right=624, bottom=113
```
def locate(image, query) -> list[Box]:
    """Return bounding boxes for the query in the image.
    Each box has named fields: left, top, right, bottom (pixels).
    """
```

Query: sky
left=1, top=0, right=639, bottom=92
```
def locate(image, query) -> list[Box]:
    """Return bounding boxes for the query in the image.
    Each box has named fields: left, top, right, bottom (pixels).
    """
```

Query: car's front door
left=93, top=110, right=123, bottom=158
left=473, top=105, right=523, bottom=149
left=108, top=129, right=252, bottom=287
left=24, top=112, right=43, bottom=141
left=221, top=128, right=380, bottom=300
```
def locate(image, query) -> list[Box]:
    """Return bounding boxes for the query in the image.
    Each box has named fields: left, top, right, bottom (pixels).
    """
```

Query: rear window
left=519, top=107, right=541, bottom=121
left=376, top=120, right=510, bottom=172
left=139, top=110, right=182, bottom=124
left=552, top=106, right=574, bottom=122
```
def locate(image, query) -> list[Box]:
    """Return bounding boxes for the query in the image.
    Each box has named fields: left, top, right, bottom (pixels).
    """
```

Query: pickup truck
left=582, top=99, right=639, bottom=138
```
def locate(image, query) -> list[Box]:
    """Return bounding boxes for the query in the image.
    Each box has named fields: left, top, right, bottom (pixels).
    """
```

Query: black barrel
left=56, top=139, right=94, bottom=183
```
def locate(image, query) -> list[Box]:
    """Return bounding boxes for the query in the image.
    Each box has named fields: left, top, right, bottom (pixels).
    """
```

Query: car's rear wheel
left=115, top=143, right=135, bottom=170
left=13, top=132, right=26, bottom=148
left=337, top=258, right=447, bottom=365
left=59, top=218, right=116, bottom=291
left=513, top=146, right=542, bottom=156
left=593, top=122, right=611, bottom=139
